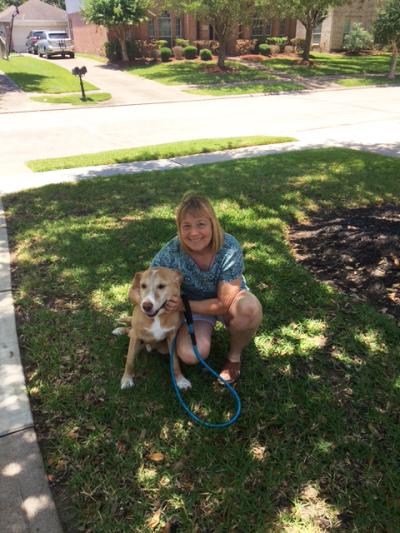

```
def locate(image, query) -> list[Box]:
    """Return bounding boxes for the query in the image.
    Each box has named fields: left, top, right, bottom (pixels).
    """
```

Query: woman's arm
left=166, top=279, right=241, bottom=315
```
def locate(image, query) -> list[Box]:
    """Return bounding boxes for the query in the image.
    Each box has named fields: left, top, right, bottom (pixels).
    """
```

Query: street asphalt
left=0, top=72, right=400, bottom=531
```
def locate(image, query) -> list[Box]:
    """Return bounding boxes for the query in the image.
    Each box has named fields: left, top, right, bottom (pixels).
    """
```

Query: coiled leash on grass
left=169, top=294, right=241, bottom=428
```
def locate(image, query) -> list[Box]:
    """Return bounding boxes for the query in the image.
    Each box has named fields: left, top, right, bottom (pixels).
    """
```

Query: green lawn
left=0, top=55, right=97, bottom=93
left=263, top=52, right=398, bottom=78
left=4, top=148, right=400, bottom=532
left=336, top=76, right=400, bottom=87
left=31, top=92, right=112, bottom=105
left=187, top=81, right=305, bottom=96
left=26, top=136, right=296, bottom=172
left=126, top=59, right=278, bottom=85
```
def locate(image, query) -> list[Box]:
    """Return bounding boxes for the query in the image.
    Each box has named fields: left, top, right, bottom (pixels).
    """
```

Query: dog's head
left=132, top=267, right=183, bottom=318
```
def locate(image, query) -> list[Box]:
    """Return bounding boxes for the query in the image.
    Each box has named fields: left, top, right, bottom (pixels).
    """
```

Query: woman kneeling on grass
left=151, top=193, right=263, bottom=384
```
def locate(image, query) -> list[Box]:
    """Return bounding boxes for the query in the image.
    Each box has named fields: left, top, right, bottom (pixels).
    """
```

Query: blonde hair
left=176, top=193, right=224, bottom=254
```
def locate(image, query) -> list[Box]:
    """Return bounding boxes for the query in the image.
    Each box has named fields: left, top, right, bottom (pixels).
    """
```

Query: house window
left=265, top=20, right=272, bottom=36
left=147, top=18, right=155, bottom=39
left=312, top=23, right=322, bottom=45
left=279, top=19, right=286, bottom=36
left=159, top=11, right=171, bottom=43
left=252, top=18, right=263, bottom=39
left=176, top=16, right=182, bottom=38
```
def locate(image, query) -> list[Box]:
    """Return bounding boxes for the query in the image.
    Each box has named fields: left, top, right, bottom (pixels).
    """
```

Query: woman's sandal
left=219, top=360, right=241, bottom=385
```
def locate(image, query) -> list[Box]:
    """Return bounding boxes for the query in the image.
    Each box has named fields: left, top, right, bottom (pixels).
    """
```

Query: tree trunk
left=388, top=41, right=398, bottom=79
left=115, top=25, right=129, bottom=62
left=302, top=24, right=313, bottom=61
left=217, top=39, right=226, bottom=69
left=214, top=20, right=228, bottom=70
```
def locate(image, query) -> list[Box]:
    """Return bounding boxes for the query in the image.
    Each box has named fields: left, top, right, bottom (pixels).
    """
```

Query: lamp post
left=72, top=66, right=87, bottom=100
left=6, top=6, right=19, bottom=60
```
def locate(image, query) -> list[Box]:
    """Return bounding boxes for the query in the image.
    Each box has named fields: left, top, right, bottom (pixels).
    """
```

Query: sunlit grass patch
left=26, top=136, right=296, bottom=172
left=31, top=92, right=111, bottom=105
left=3, top=148, right=400, bottom=531
left=0, top=55, right=97, bottom=93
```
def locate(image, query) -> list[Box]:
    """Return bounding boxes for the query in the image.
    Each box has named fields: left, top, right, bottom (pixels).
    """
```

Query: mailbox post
left=72, top=66, right=87, bottom=100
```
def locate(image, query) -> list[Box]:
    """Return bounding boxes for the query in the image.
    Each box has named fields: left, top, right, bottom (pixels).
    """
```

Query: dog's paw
left=176, top=376, right=192, bottom=391
left=112, top=327, right=125, bottom=336
left=145, top=344, right=152, bottom=352
left=121, top=375, right=135, bottom=389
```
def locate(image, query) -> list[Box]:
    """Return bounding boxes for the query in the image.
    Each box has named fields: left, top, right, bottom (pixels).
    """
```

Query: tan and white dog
left=113, top=267, right=191, bottom=391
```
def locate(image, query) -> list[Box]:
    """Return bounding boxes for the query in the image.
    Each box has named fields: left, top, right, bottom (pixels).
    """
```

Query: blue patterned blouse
left=151, top=233, right=248, bottom=300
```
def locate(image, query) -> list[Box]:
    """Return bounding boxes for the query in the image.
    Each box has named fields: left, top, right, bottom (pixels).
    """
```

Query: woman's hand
left=165, top=295, right=184, bottom=313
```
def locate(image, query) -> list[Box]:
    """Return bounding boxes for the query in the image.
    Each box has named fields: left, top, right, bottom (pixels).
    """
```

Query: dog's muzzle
left=142, top=300, right=167, bottom=317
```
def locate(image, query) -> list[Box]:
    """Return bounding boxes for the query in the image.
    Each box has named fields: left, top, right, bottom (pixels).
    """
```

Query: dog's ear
left=172, top=269, right=184, bottom=285
left=132, top=271, right=143, bottom=290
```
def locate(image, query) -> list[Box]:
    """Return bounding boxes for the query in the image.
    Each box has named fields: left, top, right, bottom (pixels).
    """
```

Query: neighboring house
left=296, top=0, right=383, bottom=52
left=65, top=0, right=296, bottom=57
left=0, top=0, right=69, bottom=53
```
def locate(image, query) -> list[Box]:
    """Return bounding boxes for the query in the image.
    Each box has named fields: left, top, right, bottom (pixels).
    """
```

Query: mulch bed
left=289, top=204, right=400, bottom=321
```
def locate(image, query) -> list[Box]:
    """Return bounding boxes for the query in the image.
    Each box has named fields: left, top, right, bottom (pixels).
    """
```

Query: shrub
left=235, top=39, right=257, bottom=55
left=142, top=40, right=159, bottom=59
left=193, top=40, right=219, bottom=54
left=172, top=45, right=184, bottom=60
left=258, top=43, right=271, bottom=56
left=200, top=48, right=212, bottom=61
left=266, top=36, right=287, bottom=51
left=343, top=23, right=373, bottom=54
left=175, top=38, right=189, bottom=48
left=160, top=47, right=172, bottom=62
left=156, top=39, right=168, bottom=48
left=105, top=40, right=121, bottom=61
left=291, top=37, right=306, bottom=52
left=183, top=45, right=198, bottom=59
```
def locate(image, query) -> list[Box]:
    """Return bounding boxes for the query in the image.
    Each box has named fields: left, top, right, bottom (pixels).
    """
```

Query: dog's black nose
left=142, top=301, right=153, bottom=313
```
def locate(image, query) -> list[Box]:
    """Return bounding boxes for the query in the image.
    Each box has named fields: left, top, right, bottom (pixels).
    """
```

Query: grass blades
left=26, top=136, right=296, bottom=172
left=125, top=60, right=278, bottom=85
left=31, top=92, right=112, bottom=105
left=0, top=55, right=97, bottom=93
left=186, top=81, right=305, bottom=96
left=3, top=148, right=400, bottom=531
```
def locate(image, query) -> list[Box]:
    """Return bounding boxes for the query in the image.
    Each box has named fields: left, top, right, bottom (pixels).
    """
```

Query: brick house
left=65, top=0, right=296, bottom=57
left=295, top=0, right=383, bottom=52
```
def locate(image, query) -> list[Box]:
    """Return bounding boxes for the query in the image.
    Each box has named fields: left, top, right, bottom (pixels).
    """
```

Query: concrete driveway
left=51, top=55, right=201, bottom=105
left=0, top=54, right=205, bottom=113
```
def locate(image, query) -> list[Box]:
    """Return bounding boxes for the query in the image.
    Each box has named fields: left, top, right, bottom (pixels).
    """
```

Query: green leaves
left=83, top=0, right=150, bottom=27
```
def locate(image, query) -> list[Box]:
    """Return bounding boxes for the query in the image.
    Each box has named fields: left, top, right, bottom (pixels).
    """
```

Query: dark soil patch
left=289, top=204, right=400, bottom=320
left=240, top=54, right=265, bottom=62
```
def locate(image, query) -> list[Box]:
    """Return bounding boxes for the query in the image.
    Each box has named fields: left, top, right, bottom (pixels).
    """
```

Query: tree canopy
left=258, top=0, right=347, bottom=60
left=374, top=0, right=400, bottom=78
left=165, top=0, right=254, bottom=68
left=82, top=0, right=150, bottom=61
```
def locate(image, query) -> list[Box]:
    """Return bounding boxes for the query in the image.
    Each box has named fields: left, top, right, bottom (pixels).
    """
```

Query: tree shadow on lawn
left=126, top=60, right=275, bottom=85
left=3, top=148, right=400, bottom=531
left=4, top=71, right=48, bottom=92
left=265, top=55, right=394, bottom=77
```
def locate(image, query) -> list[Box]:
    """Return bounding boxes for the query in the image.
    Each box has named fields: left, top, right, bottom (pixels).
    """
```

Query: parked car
left=26, top=30, right=46, bottom=54
left=37, top=31, right=74, bottom=59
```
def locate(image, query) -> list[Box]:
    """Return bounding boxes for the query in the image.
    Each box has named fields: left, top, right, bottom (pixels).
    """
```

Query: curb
left=0, top=199, right=63, bottom=532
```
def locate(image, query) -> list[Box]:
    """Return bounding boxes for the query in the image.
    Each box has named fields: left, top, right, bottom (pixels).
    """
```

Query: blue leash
left=169, top=295, right=241, bottom=429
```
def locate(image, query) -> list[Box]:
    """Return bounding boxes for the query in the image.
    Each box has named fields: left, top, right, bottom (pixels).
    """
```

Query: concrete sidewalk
left=0, top=200, right=63, bottom=532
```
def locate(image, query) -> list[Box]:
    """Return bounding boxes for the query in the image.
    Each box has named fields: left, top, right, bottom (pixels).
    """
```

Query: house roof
left=0, top=0, right=67, bottom=23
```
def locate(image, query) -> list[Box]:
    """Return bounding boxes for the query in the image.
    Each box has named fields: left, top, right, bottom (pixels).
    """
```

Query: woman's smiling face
left=180, top=211, right=213, bottom=254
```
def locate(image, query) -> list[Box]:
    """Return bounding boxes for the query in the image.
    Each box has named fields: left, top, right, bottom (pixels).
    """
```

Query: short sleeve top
left=151, top=232, right=248, bottom=300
